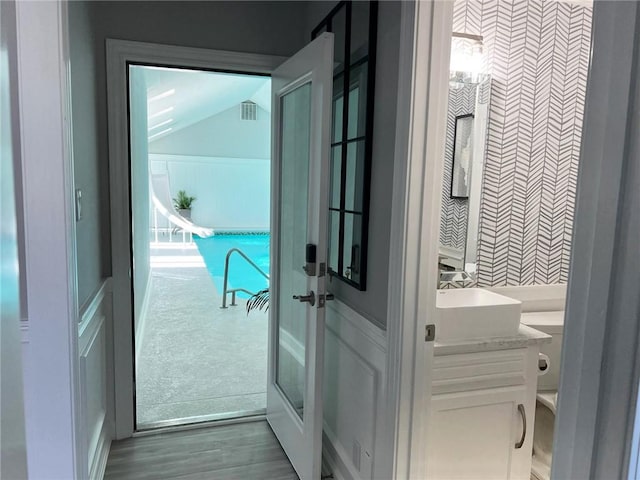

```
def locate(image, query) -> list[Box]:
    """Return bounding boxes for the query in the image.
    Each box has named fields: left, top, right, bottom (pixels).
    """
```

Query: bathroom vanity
left=428, top=289, right=551, bottom=480
left=427, top=328, right=550, bottom=479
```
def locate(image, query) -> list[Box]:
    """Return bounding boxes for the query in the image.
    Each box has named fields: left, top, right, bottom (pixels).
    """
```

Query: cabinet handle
left=515, top=404, right=527, bottom=449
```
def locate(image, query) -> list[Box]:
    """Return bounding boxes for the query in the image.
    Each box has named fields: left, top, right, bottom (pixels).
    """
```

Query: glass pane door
left=266, top=32, right=334, bottom=480
left=276, top=82, right=312, bottom=418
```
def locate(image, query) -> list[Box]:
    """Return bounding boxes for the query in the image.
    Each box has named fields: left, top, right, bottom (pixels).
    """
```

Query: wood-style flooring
left=104, top=421, right=298, bottom=480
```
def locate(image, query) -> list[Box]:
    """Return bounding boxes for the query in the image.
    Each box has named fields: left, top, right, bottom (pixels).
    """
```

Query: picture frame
left=451, top=113, right=474, bottom=199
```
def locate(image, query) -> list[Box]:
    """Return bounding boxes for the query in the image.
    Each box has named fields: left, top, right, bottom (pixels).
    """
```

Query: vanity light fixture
left=450, top=32, right=485, bottom=76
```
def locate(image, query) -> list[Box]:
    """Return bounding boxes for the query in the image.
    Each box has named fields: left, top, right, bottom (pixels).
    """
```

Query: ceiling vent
left=241, top=101, right=258, bottom=121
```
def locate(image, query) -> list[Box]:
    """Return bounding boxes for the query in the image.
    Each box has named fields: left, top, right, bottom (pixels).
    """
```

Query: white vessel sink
left=435, top=288, right=522, bottom=342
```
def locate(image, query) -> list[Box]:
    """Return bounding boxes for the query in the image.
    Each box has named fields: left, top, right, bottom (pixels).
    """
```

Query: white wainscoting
left=149, top=153, right=270, bottom=231
left=78, top=279, right=113, bottom=479
left=323, top=300, right=388, bottom=480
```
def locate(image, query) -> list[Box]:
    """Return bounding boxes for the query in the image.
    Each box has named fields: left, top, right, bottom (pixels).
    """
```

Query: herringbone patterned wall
left=440, top=82, right=477, bottom=252
left=452, top=0, right=592, bottom=286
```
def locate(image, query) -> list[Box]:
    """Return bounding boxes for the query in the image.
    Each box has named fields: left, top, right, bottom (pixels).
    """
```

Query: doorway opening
left=431, top=1, right=593, bottom=479
left=128, top=64, right=272, bottom=430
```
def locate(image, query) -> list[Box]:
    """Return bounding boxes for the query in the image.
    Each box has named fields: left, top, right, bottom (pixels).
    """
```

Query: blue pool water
left=194, top=234, right=270, bottom=298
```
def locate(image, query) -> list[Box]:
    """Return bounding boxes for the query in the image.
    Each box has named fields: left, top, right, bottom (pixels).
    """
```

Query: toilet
left=520, top=311, right=565, bottom=480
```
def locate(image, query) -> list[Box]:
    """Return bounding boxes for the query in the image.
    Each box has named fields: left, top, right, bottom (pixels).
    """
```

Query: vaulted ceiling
left=137, top=66, right=271, bottom=143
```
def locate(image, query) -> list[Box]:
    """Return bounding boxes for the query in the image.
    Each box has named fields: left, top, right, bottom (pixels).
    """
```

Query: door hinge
left=425, top=324, right=436, bottom=342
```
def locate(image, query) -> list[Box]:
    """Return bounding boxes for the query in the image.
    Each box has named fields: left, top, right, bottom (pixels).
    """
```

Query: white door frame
left=552, top=2, right=640, bottom=478
left=392, top=1, right=640, bottom=478
left=384, top=2, right=452, bottom=478
left=106, top=39, right=286, bottom=438
left=13, top=1, right=83, bottom=478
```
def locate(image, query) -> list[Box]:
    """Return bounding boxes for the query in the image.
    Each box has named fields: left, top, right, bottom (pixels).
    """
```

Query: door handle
left=293, top=291, right=315, bottom=306
left=515, top=403, right=527, bottom=449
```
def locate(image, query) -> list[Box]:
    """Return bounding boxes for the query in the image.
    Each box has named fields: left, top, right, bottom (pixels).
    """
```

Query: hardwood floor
left=104, top=421, right=298, bottom=479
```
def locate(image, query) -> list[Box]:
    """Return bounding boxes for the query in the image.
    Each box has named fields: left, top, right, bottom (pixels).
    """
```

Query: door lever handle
left=293, top=291, right=315, bottom=306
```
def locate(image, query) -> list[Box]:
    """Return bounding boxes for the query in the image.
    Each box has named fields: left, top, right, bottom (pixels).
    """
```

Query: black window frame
left=312, top=0, right=378, bottom=291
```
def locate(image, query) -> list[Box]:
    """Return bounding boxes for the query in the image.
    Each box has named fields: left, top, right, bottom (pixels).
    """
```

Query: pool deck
left=135, top=241, right=268, bottom=429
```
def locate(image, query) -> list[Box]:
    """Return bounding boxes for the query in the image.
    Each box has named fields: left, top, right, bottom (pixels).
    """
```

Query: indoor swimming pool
left=194, top=234, right=270, bottom=298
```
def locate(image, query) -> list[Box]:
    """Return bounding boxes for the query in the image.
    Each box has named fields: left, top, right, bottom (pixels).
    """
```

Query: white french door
left=267, top=33, right=334, bottom=480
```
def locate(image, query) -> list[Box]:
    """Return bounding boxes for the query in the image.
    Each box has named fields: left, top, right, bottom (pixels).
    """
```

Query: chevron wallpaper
left=452, top=0, right=593, bottom=286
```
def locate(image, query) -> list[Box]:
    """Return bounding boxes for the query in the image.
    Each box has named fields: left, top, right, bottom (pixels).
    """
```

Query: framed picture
left=451, top=113, right=474, bottom=199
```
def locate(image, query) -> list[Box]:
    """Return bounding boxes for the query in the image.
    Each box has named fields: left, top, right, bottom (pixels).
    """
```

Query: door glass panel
left=276, top=82, right=312, bottom=419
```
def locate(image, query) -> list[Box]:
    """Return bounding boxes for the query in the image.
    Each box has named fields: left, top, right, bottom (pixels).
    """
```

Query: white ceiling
left=138, top=66, right=271, bottom=142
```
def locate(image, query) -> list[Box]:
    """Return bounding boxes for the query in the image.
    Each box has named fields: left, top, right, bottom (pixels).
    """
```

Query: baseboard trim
left=323, top=431, right=351, bottom=480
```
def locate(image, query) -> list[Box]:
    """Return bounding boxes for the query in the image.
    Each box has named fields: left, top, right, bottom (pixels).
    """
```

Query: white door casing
left=385, top=2, right=452, bottom=477
left=267, top=32, right=334, bottom=480
left=106, top=40, right=285, bottom=438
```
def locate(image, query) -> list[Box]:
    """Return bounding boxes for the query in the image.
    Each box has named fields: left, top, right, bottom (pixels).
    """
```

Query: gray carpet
left=135, top=254, right=268, bottom=428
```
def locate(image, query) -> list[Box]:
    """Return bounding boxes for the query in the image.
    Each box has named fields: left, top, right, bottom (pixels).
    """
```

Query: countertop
left=434, top=323, right=552, bottom=356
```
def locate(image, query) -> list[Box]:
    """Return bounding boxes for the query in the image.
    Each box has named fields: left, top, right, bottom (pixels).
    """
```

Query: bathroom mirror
left=438, top=62, right=491, bottom=288
left=313, top=0, right=378, bottom=290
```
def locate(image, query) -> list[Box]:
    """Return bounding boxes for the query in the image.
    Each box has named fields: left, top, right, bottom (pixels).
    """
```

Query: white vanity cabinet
left=427, top=336, right=546, bottom=480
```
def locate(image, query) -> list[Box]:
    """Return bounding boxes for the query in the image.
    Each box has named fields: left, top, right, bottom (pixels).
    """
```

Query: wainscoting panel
left=323, top=301, right=388, bottom=480
left=78, top=280, right=112, bottom=479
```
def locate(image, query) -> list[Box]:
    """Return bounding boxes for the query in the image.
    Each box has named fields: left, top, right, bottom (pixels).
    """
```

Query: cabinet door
left=427, top=387, right=530, bottom=480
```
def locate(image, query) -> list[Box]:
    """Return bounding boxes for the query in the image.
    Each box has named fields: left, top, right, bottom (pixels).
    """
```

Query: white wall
left=150, top=154, right=270, bottom=230
left=69, top=1, right=105, bottom=308
left=149, top=103, right=271, bottom=231
left=149, top=103, right=270, bottom=159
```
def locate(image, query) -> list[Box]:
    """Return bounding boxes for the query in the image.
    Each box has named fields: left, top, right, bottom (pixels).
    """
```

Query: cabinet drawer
left=432, top=349, right=527, bottom=395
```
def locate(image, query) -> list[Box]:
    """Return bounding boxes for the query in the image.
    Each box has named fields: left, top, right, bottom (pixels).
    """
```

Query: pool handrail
left=220, top=247, right=269, bottom=309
